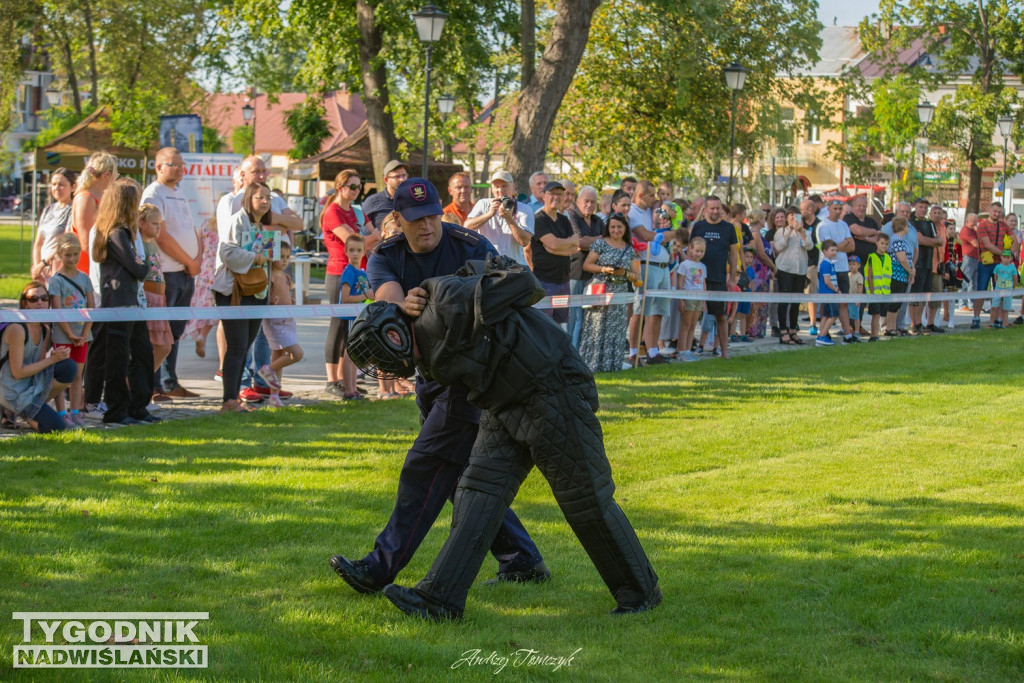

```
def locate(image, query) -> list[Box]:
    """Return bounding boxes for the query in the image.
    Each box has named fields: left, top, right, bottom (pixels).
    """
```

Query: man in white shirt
left=215, top=156, right=304, bottom=238
left=817, top=199, right=858, bottom=342
left=141, top=147, right=202, bottom=398
left=464, top=170, right=535, bottom=266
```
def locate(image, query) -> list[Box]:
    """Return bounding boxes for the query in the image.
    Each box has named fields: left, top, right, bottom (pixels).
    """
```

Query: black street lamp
left=723, top=62, right=747, bottom=204
left=438, top=94, right=455, bottom=116
left=242, top=100, right=256, bottom=156
left=916, top=99, right=935, bottom=198
left=998, top=114, right=1014, bottom=213
left=413, top=4, right=449, bottom=178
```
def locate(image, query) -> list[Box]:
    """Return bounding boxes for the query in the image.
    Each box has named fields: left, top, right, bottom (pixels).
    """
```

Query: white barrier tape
left=3, top=288, right=1021, bottom=322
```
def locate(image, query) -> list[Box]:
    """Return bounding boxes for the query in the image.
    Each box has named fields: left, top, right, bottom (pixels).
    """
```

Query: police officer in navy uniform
left=329, top=177, right=548, bottom=593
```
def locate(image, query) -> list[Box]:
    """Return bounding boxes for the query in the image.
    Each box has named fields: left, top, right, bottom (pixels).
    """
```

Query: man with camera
left=465, top=169, right=535, bottom=266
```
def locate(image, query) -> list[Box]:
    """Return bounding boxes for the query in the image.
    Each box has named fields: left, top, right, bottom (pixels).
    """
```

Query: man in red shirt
left=972, top=203, right=1020, bottom=328
left=958, top=212, right=979, bottom=315
left=442, top=172, right=473, bottom=225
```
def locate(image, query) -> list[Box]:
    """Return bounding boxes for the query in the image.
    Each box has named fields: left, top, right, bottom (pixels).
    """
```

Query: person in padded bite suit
left=329, top=177, right=548, bottom=596
left=347, top=254, right=662, bottom=621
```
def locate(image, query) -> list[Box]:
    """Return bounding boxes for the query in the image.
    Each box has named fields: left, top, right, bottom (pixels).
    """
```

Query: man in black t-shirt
left=908, top=198, right=944, bottom=333
left=844, top=195, right=881, bottom=266
left=689, top=195, right=738, bottom=359
left=530, top=181, right=579, bottom=327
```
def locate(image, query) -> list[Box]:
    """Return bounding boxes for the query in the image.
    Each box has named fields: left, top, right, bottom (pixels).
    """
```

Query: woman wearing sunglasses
left=320, top=169, right=373, bottom=397
left=0, top=282, right=78, bottom=432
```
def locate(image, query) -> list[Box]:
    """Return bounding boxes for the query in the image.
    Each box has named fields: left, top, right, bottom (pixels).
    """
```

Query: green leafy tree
left=0, top=2, right=42, bottom=170
left=238, top=0, right=516, bottom=185
left=231, top=125, right=254, bottom=156
left=202, top=125, right=226, bottom=154
left=282, top=97, right=332, bottom=160
left=555, top=0, right=823, bottom=194
left=860, top=0, right=1024, bottom=212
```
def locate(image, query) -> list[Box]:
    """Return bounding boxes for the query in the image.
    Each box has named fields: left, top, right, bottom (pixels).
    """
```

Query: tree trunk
left=356, top=0, right=397, bottom=187
left=54, top=21, right=82, bottom=116
left=82, top=0, right=99, bottom=108
left=521, top=0, right=535, bottom=89
left=505, top=0, right=601, bottom=192
left=967, top=158, right=983, bottom=214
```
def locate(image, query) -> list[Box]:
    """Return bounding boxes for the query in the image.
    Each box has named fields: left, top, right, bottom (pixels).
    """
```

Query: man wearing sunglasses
left=362, top=160, right=409, bottom=231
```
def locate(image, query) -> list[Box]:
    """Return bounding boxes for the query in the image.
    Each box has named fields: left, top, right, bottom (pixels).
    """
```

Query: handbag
left=231, top=265, right=268, bottom=305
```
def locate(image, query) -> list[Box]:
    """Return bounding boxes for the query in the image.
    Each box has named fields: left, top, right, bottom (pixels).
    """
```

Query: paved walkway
left=0, top=299, right=997, bottom=439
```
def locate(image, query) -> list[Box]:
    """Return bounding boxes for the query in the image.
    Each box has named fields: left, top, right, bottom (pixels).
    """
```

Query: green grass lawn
left=2, top=331, right=1023, bottom=680
left=0, top=219, right=36, bottom=298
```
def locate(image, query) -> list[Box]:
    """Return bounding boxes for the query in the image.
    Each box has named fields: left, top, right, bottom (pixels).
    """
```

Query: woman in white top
left=772, top=208, right=814, bottom=345
left=31, top=168, right=75, bottom=283
left=213, top=182, right=272, bottom=413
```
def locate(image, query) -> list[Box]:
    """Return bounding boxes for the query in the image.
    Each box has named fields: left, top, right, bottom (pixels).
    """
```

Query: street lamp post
left=998, top=115, right=1014, bottom=213
left=413, top=4, right=449, bottom=179
left=916, top=99, right=935, bottom=199
left=723, top=62, right=748, bottom=204
left=242, top=100, right=255, bottom=156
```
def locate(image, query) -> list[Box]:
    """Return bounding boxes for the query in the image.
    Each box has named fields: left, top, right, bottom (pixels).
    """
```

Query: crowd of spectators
left=6, top=153, right=1024, bottom=435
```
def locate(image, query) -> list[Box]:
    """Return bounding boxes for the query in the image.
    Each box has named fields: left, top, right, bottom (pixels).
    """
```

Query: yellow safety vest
left=867, top=253, right=891, bottom=295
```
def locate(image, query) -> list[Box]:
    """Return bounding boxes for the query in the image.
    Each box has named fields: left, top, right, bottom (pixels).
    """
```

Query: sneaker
left=681, top=351, right=700, bottom=362
left=257, top=365, right=281, bottom=391
left=166, top=386, right=199, bottom=398
left=214, top=370, right=223, bottom=383
left=927, top=324, right=945, bottom=334
left=808, top=326, right=818, bottom=336
left=992, top=320, right=1004, bottom=329
left=690, top=341, right=699, bottom=352
left=970, top=317, right=981, bottom=329
left=62, top=414, right=80, bottom=429
left=947, top=320, right=956, bottom=329
left=266, top=394, right=284, bottom=408
left=843, top=335, right=860, bottom=343
left=737, top=335, right=752, bottom=343
left=645, top=354, right=669, bottom=365
left=71, top=412, right=86, bottom=427
left=138, top=414, right=163, bottom=424
left=621, top=361, right=634, bottom=370
left=712, top=348, right=722, bottom=357
left=343, top=392, right=365, bottom=401
left=815, top=336, right=835, bottom=346
left=239, top=387, right=264, bottom=403
left=254, top=385, right=292, bottom=400
left=85, top=402, right=108, bottom=415
left=1014, top=316, right=1024, bottom=326
left=868, top=336, right=879, bottom=342
left=661, top=345, right=676, bottom=356
left=325, top=381, right=347, bottom=398
left=729, top=334, right=740, bottom=343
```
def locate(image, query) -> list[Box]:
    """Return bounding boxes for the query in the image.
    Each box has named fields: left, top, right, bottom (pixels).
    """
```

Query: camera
left=499, top=197, right=517, bottom=213
left=656, top=208, right=671, bottom=220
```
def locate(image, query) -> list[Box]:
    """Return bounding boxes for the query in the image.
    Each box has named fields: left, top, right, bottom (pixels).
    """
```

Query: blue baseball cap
left=393, top=178, right=442, bottom=221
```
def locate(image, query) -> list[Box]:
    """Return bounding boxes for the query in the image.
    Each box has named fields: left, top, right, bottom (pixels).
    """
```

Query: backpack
left=0, top=322, right=49, bottom=372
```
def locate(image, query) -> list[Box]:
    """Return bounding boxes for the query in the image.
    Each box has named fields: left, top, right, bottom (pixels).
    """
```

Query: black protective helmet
left=347, top=301, right=415, bottom=379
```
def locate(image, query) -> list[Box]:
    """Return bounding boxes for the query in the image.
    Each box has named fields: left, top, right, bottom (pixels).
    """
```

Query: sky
left=817, top=0, right=884, bottom=27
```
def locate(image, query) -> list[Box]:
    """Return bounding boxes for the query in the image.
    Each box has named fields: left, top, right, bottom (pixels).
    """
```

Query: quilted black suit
left=410, top=257, right=659, bottom=612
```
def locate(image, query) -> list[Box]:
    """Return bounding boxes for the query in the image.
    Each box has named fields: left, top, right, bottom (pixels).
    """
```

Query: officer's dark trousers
left=416, top=356, right=659, bottom=611
left=363, top=388, right=543, bottom=585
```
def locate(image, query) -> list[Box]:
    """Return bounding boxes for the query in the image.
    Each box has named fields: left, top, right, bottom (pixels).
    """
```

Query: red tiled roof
left=196, top=90, right=367, bottom=156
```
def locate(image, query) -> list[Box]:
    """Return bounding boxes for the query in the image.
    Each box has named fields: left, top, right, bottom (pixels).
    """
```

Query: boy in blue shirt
left=817, top=239, right=840, bottom=346
left=338, top=235, right=373, bottom=399
left=991, top=249, right=1019, bottom=329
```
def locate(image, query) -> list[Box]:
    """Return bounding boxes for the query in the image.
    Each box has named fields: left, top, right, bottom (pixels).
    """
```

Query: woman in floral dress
left=579, top=212, right=640, bottom=373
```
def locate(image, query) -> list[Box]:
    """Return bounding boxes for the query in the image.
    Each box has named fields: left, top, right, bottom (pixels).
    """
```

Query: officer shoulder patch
left=446, top=224, right=481, bottom=245
left=376, top=232, right=407, bottom=252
